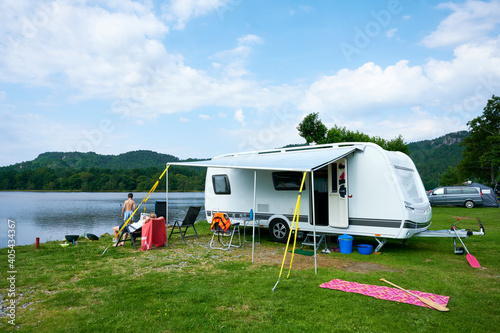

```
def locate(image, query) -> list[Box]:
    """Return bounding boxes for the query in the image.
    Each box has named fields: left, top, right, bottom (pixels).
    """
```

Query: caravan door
left=328, top=158, right=349, bottom=228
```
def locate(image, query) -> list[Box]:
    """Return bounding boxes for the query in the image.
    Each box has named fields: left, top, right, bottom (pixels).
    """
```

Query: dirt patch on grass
left=115, top=238, right=397, bottom=274
left=235, top=246, right=396, bottom=273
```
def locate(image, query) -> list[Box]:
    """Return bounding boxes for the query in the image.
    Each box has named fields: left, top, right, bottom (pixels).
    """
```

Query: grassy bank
left=1, top=207, right=499, bottom=332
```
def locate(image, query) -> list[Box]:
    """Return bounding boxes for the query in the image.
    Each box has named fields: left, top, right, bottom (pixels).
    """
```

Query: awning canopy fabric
left=168, top=146, right=360, bottom=172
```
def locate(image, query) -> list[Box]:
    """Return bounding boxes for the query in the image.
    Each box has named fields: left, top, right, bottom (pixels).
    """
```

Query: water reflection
left=0, top=192, right=205, bottom=247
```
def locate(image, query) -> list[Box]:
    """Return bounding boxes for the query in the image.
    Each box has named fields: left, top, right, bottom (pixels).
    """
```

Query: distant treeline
left=0, top=166, right=205, bottom=192
left=0, top=150, right=208, bottom=192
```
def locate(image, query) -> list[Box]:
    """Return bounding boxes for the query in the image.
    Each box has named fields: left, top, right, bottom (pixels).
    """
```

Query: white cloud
left=299, top=35, right=500, bottom=142
left=0, top=2, right=298, bottom=120
left=386, top=28, right=398, bottom=38
left=179, top=117, right=189, bottom=122
left=372, top=108, right=469, bottom=142
left=237, top=34, right=263, bottom=46
left=302, top=34, right=500, bottom=114
left=162, top=0, right=235, bottom=30
left=289, top=5, right=314, bottom=16
left=300, top=60, right=431, bottom=115
left=0, top=91, right=6, bottom=101
left=234, top=108, right=245, bottom=126
left=0, top=1, right=169, bottom=96
left=212, top=34, right=263, bottom=78
left=422, top=0, right=500, bottom=48
left=199, top=114, right=211, bottom=120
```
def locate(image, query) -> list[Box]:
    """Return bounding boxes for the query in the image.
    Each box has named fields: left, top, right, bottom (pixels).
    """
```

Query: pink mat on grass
left=320, top=279, right=449, bottom=309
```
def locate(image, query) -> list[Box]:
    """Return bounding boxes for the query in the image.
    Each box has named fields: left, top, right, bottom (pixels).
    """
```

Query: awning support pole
left=252, top=170, right=256, bottom=263
left=166, top=164, right=169, bottom=247
left=311, top=171, right=317, bottom=274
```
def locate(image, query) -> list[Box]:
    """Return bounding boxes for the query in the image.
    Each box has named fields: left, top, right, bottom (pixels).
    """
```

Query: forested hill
left=6, top=150, right=180, bottom=171
left=0, top=150, right=207, bottom=192
left=409, top=131, right=468, bottom=189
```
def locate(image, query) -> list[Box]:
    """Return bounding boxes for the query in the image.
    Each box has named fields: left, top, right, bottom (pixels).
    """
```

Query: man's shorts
left=123, top=210, right=134, bottom=221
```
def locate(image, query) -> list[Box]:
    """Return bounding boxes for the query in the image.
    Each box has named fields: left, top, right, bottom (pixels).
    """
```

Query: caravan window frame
left=212, top=174, right=231, bottom=195
left=272, top=172, right=306, bottom=191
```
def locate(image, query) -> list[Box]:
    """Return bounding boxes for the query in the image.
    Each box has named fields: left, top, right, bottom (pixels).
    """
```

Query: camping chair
left=209, top=212, right=241, bottom=251
left=116, top=225, right=142, bottom=250
left=168, top=206, right=201, bottom=242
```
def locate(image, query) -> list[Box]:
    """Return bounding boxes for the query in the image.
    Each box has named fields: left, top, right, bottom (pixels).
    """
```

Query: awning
left=168, top=145, right=361, bottom=172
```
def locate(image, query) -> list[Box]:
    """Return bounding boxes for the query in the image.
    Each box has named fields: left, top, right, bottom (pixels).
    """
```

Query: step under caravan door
left=328, top=158, right=349, bottom=228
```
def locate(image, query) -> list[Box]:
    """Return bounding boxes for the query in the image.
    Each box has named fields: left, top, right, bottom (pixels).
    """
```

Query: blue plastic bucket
left=338, top=234, right=353, bottom=254
left=357, top=244, right=373, bottom=255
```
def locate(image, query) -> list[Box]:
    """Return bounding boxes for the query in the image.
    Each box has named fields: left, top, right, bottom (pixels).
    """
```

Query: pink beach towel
left=320, top=279, right=449, bottom=309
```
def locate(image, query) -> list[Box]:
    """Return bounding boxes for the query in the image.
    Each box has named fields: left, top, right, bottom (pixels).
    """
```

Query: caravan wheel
left=269, top=219, right=289, bottom=243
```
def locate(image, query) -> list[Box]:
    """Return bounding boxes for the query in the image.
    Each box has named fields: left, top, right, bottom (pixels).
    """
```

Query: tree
left=458, top=95, right=500, bottom=185
left=386, top=135, right=410, bottom=155
left=439, top=166, right=460, bottom=186
left=301, top=114, right=409, bottom=154
left=297, top=113, right=327, bottom=144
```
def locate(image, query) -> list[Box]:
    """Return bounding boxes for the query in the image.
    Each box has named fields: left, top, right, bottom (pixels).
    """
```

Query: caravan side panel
left=205, top=168, right=255, bottom=219
left=205, top=168, right=310, bottom=225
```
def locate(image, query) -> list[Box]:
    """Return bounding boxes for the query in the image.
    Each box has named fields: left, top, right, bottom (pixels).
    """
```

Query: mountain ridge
left=408, top=130, right=468, bottom=189
left=5, top=150, right=194, bottom=171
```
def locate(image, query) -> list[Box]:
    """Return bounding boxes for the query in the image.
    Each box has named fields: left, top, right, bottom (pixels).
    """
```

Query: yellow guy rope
left=101, top=165, right=170, bottom=255
left=272, top=171, right=307, bottom=292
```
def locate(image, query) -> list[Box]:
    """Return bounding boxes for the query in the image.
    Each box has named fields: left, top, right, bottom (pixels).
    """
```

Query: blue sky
left=1, top=0, right=500, bottom=166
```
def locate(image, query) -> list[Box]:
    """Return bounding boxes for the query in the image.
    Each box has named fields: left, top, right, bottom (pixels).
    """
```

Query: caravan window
left=212, top=174, right=231, bottom=195
left=272, top=172, right=305, bottom=191
left=394, top=166, right=424, bottom=203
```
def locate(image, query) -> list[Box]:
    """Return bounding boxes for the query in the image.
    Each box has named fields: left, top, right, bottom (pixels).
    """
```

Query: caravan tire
left=269, top=219, right=289, bottom=243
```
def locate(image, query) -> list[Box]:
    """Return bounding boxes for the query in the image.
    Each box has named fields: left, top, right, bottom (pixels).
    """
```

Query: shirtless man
left=113, top=193, right=136, bottom=246
left=121, top=193, right=136, bottom=222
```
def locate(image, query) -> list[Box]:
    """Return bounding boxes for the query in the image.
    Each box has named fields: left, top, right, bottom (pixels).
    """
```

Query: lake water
left=0, top=192, right=205, bottom=248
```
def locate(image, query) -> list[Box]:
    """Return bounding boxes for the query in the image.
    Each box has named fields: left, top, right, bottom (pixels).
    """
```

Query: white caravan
left=168, top=142, right=483, bottom=252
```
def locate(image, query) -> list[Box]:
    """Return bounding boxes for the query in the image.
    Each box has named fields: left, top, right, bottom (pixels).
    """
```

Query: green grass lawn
left=1, top=207, right=499, bottom=332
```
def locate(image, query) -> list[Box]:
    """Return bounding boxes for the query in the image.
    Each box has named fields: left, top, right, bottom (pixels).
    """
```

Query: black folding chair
left=168, top=206, right=201, bottom=242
